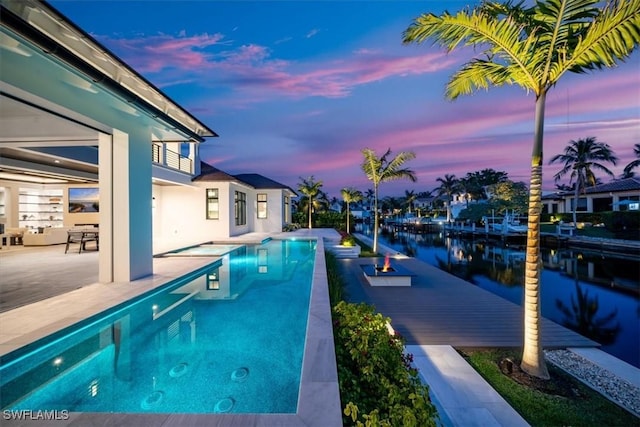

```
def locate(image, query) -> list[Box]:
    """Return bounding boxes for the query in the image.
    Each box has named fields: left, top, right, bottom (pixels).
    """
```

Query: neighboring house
left=414, top=197, right=435, bottom=213
left=542, top=177, right=640, bottom=215
left=349, top=202, right=371, bottom=222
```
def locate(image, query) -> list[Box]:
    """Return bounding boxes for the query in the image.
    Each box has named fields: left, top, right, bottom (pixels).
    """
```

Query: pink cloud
left=101, top=33, right=227, bottom=73
left=101, top=32, right=457, bottom=100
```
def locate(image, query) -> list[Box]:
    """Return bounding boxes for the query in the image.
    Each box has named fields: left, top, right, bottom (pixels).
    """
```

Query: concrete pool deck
left=0, top=232, right=341, bottom=426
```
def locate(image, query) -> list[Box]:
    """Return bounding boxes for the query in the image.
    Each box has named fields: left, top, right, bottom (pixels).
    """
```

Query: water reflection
left=556, top=282, right=620, bottom=345
left=367, top=225, right=640, bottom=368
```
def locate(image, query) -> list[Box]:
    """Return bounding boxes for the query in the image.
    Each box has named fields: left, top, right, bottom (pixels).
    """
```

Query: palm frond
left=551, top=0, right=640, bottom=80
left=404, top=6, right=540, bottom=96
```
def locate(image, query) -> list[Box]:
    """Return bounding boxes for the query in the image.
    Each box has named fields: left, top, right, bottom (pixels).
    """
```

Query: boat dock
left=385, top=221, right=640, bottom=254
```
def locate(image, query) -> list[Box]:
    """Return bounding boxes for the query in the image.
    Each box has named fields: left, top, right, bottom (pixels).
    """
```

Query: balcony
left=152, top=143, right=192, bottom=174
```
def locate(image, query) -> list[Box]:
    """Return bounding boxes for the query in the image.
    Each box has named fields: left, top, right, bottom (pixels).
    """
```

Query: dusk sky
left=51, top=1, right=639, bottom=198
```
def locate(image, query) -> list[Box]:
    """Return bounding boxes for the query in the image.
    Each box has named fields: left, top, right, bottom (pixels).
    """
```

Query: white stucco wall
left=253, top=188, right=285, bottom=233
left=151, top=181, right=292, bottom=253
left=152, top=182, right=230, bottom=253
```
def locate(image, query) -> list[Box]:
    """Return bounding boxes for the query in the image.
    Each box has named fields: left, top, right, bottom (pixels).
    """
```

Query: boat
left=483, top=211, right=528, bottom=234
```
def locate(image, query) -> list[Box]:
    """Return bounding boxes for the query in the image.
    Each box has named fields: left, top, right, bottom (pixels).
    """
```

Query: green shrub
left=340, top=234, right=357, bottom=246
left=324, top=250, right=345, bottom=306
left=332, top=302, right=438, bottom=427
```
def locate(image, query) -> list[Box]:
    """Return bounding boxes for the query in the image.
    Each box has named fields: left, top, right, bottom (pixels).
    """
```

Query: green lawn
left=458, top=348, right=638, bottom=426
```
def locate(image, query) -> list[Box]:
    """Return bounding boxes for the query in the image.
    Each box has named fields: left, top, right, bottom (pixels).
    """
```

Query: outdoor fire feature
left=361, top=254, right=413, bottom=287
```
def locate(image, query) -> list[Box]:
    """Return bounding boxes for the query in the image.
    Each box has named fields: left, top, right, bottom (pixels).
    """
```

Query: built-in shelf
left=0, top=188, right=5, bottom=218
left=19, top=189, right=64, bottom=229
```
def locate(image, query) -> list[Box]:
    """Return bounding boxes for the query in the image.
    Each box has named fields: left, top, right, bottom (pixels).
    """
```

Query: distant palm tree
left=550, top=137, right=618, bottom=225
left=364, top=189, right=375, bottom=216
left=297, top=176, right=323, bottom=229
left=361, top=148, right=416, bottom=253
left=404, top=0, right=640, bottom=379
left=459, top=175, right=480, bottom=207
left=404, top=190, right=417, bottom=215
left=341, top=187, right=363, bottom=234
left=434, top=174, right=460, bottom=222
left=622, top=143, right=640, bottom=178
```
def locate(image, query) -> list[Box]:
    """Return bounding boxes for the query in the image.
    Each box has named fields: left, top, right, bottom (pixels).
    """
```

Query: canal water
left=357, top=225, right=640, bottom=368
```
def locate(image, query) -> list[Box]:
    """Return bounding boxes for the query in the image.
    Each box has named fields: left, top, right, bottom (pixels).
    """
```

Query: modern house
left=542, top=177, right=640, bottom=215
left=0, top=0, right=294, bottom=282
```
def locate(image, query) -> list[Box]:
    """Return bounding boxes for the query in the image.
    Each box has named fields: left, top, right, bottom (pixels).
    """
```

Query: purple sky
left=52, top=1, right=640, bottom=198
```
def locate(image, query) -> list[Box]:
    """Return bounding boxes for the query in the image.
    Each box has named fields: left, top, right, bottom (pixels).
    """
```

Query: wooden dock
left=385, top=222, right=640, bottom=254
left=338, top=256, right=598, bottom=349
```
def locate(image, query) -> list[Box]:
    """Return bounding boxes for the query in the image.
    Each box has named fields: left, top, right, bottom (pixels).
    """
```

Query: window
left=206, top=188, right=219, bottom=220
left=284, top=196, right=289, bottom=221
left=257, top=193, right=268, bottom=219
left=235, top=191, right=246, bottom=225
left=571, top=197, right=587, bottom=212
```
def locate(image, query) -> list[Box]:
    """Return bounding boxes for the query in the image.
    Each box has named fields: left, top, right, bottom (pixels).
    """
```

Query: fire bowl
left=361, top=263, right=414, bottom=287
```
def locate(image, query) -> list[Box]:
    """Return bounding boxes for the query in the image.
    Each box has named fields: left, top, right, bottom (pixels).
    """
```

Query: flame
left=382, top=254, right=391, bottom=272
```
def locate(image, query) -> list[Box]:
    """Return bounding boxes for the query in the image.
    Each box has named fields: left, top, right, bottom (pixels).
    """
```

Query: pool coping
left=1, top=234, right=342, bottom=426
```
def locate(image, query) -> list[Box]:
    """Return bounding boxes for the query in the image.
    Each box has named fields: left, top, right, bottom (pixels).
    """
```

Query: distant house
left=152, top=163, right=296, bottom=251
left=542, top=177, right=640, bottom=215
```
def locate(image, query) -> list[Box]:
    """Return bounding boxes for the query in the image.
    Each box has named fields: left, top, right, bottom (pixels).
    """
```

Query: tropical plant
left=404, top=189, right=418, bottom=215
left=487, top=180, right=529, bottom=214
left=333, top=302, right=438, bottom=426
left=550, top=137, right=618, bottom=225
left=341, top=187, right=363, bottom=234
left=622, top=143, right=640, bottom=178
left=434, top=174, right=460, bottom=222
left=361, top=148, right=417, bottom=254
left=403, top=0, right=640, bottom=379
left=458, top=175, right=481, bottom=207
left=297, top=176, right=324, bottom=229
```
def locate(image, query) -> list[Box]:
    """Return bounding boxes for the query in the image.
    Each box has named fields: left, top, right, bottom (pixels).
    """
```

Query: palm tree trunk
left=521, top=92, right=550, bottom=379
left=373, top=186, right=379, bottom=254
left=308, top=197, right=312, bottom=229
left=573, top=182, right=580, bottom=225
left=446, top=200, right=451, bottom=223
left=346, top=203, right=350, bottom=234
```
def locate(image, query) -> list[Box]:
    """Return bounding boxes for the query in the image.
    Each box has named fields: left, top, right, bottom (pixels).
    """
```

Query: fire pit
left=361, top=254, right=413, bottom=287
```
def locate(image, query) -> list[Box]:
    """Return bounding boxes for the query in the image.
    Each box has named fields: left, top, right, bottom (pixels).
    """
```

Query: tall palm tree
left=550, top=137, right=618, bottom=224
left=341, top=187, right=363, bottom=234
left=297, top=176, right=323, bottom=229
left=361, top=148, right=417, bottom=254
left=622, top=143, right=640, bottom=178
left=404, top=0, right=640, bottom=379
left=434, top=174, right=460, bottom=222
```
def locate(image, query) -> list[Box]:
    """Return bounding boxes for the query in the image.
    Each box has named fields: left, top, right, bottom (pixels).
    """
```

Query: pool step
left=326, top=244, right=361, bottom=259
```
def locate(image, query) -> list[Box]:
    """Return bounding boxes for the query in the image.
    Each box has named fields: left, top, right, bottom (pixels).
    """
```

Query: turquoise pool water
left=0, top=239, right=317, bottom=414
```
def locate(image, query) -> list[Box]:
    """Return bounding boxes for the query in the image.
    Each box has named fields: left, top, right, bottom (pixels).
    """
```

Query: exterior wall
left=253, top=189, right=286, bottom=233
left=151, top=182, right=290, bottom=253
left=152, top=182, right=231, bottom=253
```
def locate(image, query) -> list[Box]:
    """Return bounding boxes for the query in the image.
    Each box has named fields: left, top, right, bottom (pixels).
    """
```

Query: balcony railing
left=152, top=144, right=192, bottom=174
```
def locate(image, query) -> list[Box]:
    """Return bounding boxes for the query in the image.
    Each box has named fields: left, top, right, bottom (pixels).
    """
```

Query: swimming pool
left=0, top=239, right=317, bottom=414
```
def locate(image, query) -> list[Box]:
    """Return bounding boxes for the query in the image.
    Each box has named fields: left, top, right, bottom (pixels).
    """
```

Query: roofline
left=1, top=0, right=218, bottom=142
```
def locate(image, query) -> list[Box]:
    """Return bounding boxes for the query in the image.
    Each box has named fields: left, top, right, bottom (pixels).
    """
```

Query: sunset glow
left=52, top=1, right=640, bottom=197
